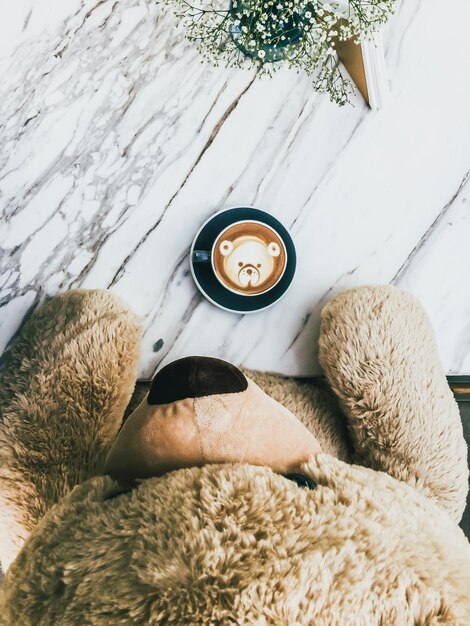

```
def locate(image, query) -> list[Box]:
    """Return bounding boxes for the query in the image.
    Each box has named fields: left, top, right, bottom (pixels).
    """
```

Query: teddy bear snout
left=238, top=264, right=260, bottom=286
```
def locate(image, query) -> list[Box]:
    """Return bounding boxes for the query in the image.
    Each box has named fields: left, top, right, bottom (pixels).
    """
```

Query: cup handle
left=192, top=250, right=211, bottom=263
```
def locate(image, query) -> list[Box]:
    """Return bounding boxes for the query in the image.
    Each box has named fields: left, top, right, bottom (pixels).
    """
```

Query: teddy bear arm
left=0, top=289, right=141, bottom=570
left=319, top=285, right=469, bottom=522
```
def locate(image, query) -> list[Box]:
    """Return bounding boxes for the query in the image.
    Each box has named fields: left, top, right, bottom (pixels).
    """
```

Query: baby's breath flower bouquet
left=162, top=0, right=398, bottom=105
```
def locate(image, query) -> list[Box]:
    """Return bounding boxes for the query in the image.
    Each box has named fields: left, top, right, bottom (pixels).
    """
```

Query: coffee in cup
left=193, top=220, right=287, bottom=296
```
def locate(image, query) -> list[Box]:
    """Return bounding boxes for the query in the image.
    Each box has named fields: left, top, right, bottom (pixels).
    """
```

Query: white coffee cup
left=193, top=220, right=288, bottom=296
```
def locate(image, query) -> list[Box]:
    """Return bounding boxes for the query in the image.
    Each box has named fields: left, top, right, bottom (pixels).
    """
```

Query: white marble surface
left=1, top=0, right=470, bottom=378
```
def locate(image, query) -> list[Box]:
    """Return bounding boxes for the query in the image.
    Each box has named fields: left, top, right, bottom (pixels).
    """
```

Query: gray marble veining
left=1, top=0, right=470, bottom=378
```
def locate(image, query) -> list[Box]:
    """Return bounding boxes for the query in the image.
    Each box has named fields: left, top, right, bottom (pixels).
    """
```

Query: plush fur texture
left=319, top=286, right=469, bottom=521
left=0, top=290, right=142, bottom=570
left=0, top=285, right=469, bottom=625
left=1, top=460, right=469, bottom=625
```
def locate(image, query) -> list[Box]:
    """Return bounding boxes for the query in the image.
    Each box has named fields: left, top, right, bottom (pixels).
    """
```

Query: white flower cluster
left=160, top=0, right=398, bottom=105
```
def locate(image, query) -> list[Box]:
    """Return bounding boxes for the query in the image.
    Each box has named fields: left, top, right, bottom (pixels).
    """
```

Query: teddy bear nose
left=148, top=356, right=248, bottom=405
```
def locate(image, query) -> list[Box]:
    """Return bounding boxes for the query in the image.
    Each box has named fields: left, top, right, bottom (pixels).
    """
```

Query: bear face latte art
left=213, top=221, right=287, bottom=295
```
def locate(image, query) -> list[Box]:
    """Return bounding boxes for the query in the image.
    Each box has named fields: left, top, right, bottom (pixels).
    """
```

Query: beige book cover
left=336, top=33, right=389, bottom=110
left=335, top=38, right=370, bottom=103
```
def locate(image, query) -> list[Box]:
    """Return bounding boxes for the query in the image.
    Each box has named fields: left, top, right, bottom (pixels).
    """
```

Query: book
left=335, top=31, right=389, bottom=110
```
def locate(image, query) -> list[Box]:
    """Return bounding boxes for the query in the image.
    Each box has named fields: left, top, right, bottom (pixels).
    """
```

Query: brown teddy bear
left=0, top=285, right=469, bottom=625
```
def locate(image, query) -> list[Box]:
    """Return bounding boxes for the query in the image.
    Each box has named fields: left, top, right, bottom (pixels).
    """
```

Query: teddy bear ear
left=268, top=242, right=281, bottom=257
left=219, top=240, right=234, bottom=256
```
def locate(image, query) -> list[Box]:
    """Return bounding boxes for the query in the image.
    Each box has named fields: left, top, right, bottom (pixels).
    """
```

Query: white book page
left=361, top=32, right=389, bottom=110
